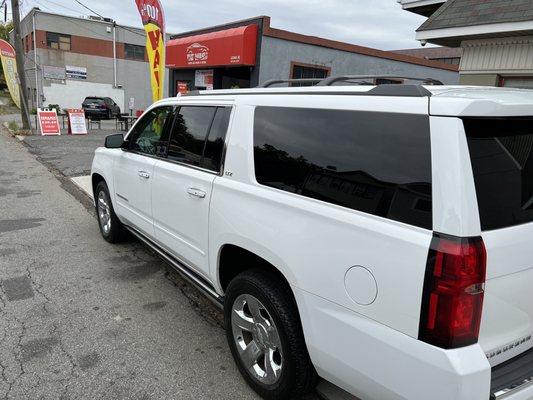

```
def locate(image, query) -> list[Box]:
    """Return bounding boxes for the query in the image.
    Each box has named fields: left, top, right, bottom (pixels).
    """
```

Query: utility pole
left=10, top=0, right=31, bottom=130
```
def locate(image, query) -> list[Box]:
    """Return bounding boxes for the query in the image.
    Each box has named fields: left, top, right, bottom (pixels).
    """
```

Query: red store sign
left=37, top=109, right=61, bottom=136
left=166, top=24, right=258, bottom=68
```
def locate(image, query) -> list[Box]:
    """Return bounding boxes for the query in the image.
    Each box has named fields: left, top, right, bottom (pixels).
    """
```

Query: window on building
left=124, top=44, right=145, bottom=61
left=375, top=78, right=403, bottom=85
left=254, top=107, right=433, bottom=229
left=46, top=32, right=71, bottom=51
left=291, top=63, right=330, bottom=86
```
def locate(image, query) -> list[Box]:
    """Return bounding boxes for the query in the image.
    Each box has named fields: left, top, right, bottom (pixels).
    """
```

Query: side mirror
left=105, top=134, right=124, bottom=149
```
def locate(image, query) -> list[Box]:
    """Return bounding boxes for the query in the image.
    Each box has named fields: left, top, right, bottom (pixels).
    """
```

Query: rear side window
left=465, top=118, right=533, bottom=231
left=203, top=107, right=231, bottom=172
left=253, top=107, right=432, bottom=229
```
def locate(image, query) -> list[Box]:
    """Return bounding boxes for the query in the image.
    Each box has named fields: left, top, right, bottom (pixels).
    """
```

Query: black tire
left=107, top=110, right=112, bottom=120
left=94, top=181, right=127, bottom=243
left=224, top=270, right=317, bottom=400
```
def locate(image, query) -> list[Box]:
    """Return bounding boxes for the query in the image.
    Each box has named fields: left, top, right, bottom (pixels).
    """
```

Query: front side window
left=167, top=106, right=215, bottom=167
left=46, top=32, right=71, bottom=51
left=128, top=106, right=173, bottom=156
left=254, top=107, right=432, bottom=229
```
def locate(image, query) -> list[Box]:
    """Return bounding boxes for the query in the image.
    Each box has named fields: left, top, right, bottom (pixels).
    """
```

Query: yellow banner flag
left=135, top=0, right=165, bottom=103
left=0, top=39, right=21, bottom=109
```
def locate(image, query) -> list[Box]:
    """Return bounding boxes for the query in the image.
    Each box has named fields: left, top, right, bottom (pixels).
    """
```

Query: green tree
left=0, top=21, right=13, bottom=42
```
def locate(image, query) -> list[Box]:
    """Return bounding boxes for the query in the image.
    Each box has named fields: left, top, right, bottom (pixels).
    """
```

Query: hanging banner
left=67, top=109, right=88, bottom=135
left=0, top=39, right=21, bottom=109
left=135, top=0, right=165, bottom=103
left=37, top=108, right=61, bottom=136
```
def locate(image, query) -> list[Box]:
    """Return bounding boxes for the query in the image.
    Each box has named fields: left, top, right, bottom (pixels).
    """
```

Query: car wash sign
left=135, top=0, right=165, bottom=103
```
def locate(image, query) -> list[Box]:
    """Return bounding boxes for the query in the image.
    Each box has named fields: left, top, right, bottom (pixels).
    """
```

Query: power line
left=32, top=0, right=114, bottom=40
left=73, top=0, right=146, bottom=38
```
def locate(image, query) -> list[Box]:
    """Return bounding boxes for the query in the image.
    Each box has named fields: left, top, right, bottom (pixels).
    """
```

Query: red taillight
left=419, top=233, right=487, bottom=349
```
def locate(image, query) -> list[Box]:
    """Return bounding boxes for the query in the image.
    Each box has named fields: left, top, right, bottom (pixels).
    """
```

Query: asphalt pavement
left=0, top=127, right=263, bottom=399
left=22, top=120, right=118, bottom=177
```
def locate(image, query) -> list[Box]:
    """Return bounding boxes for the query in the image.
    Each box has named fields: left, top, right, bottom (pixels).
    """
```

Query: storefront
left=166, top=16, right=459, bottom=95
left=166, top=21, right=260, bottom=92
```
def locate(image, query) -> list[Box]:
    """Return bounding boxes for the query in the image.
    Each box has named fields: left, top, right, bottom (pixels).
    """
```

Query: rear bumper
left=293, top=286, right=492, bottom=400
left=84, top=109, right=108, bottom=118
left=491, top=347, right=533, bottom=399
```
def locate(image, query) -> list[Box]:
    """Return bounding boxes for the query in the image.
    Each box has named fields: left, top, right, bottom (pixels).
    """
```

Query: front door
left=113, top=106, right=174, bottom=238
left=152, top=105, right=232, bottom=278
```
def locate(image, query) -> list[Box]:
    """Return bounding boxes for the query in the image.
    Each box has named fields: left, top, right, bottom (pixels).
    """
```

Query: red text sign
left=38, top=109, right=61, bottom=136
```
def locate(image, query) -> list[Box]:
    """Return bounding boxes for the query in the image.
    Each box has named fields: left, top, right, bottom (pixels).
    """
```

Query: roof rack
left=317, top=75, right=443, bottom=86
left=258, top=75, right=444, bottom=89
left=260, top=78, right=325, bottom=88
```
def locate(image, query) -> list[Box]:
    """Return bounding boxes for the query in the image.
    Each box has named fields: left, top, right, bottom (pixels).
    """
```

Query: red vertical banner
left=135, top=0, right=166, bottom=103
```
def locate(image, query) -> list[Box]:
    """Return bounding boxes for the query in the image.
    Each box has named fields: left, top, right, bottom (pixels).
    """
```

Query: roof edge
left=263, top=24, right=459, bottom=72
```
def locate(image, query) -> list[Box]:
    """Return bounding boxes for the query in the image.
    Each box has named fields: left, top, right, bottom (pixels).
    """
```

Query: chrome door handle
left=187, top=188, right=206, bottom=199
left=138, top=170, right=150, bottom=179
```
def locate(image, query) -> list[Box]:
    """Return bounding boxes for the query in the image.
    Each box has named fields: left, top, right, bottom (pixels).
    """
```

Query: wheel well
left=219, top=245, right=291, bottom=294
left=92, top=173, right=105, bottom=197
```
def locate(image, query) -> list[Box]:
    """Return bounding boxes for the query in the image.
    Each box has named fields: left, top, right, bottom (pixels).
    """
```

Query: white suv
left=91, top=78, right=533, bottom=400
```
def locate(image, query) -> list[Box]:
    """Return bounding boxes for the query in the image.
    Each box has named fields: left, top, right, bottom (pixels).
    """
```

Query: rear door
left=113, top=106, right=174, bottom=238
left=464, top=117, right=533, bottom=366
left=152, top=105, right=231, bottom=278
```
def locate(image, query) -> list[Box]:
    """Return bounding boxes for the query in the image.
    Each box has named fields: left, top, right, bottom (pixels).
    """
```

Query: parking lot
left=22, top=121, right=117, bottom=177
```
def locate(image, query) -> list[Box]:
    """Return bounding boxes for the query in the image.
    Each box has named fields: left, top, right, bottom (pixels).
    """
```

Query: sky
left=19, top=0, right=428, bottom=50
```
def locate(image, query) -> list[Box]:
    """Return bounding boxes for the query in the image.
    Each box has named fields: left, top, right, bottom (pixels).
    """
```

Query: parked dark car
left=82, top=97, right=121, bottom=120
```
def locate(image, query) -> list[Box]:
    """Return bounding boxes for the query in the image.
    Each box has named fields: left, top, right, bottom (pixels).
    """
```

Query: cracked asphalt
left=0, top=127, right=269, bottom=399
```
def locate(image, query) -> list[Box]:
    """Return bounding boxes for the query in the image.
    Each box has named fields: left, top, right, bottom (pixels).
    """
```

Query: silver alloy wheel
left=231, top=294, right=283, bottom=385
left=97, top=190, right=112, bottom=235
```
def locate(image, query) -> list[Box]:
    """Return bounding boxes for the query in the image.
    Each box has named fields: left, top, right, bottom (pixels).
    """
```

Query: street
left=0, top=127, right=261, bottom=399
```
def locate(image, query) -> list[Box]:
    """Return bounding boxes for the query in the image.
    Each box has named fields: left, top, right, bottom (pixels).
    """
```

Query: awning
left=166, top=24, right=258, bottom=69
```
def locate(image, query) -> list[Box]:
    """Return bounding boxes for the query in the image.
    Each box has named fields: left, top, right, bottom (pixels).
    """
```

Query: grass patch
left=8, top=120, right=18, bottom=131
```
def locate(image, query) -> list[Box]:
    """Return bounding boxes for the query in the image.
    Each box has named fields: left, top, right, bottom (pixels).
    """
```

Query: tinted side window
left=128, top=106, right=173, bottom=156
left=202, top=107, right=231, bottom=172
left=465, top=118, right=533, bottom=230
left=167, top=106, right=216, bottom=167
left=254, top=107, right=432, bottom=229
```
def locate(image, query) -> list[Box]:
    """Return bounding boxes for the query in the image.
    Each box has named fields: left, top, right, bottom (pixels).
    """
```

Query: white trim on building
left=398, top=0, right=445, bottom=11
left=460, top=36, right=533, bottom=74
left=416, top=21, right=533, bottom=42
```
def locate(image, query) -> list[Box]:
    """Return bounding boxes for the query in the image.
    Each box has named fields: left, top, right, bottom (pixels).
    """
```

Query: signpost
left=37, top=108, right=61, bottom=136
left=67, top=109, right=87, bottom=135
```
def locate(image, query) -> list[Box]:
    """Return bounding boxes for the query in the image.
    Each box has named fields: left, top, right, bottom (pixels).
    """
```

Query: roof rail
left=317, top=75, right=443, bottom=86
left=260, top=78, right=324, bottom=88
